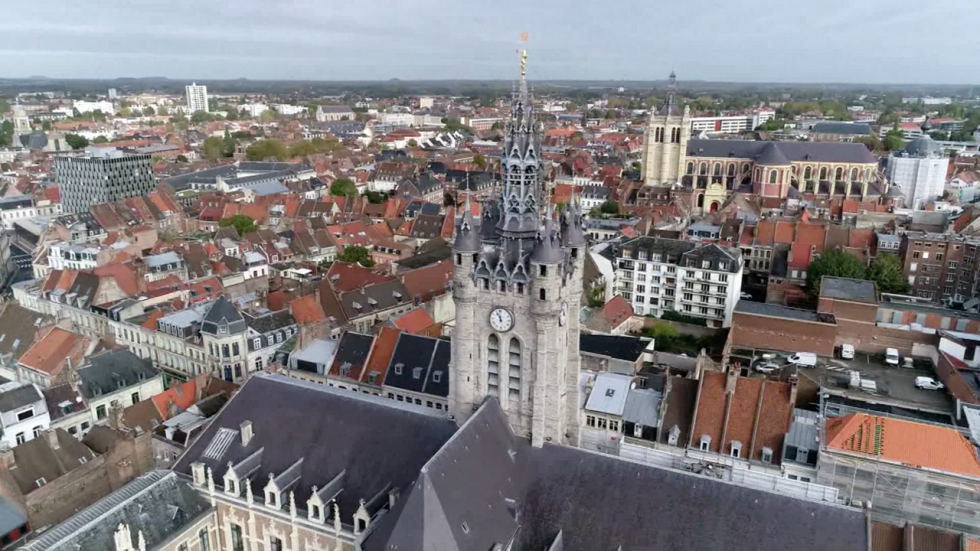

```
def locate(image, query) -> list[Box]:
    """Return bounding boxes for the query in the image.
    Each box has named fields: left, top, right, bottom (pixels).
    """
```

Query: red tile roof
left=601, top=295, right=633, bottom=329
left=325, top=262, right=395, bottom=293
left=151, top=379, right=198, bottom=420
left=19, top=327, right=90, bottom=376
left=826, top=413, right=980, bottom=477
left=290, top=294, right=327, bottom=324
left=400, top=260, right=453, bottom=301
left=392, top=309, right=436, bottom=334
left=363, top=326, right=401, bottom=384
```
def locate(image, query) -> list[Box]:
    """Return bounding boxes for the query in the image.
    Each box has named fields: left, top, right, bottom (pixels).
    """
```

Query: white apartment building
left=887, top=135, right=950, bottom=210
left=185, top=83, right=209, bottom=114
left=273, top=104, right=307, bottom=116
left=73, top=100, right=115, bottom=115
left=617, top=237, right=743, bottom=328
left=240, top=104, right=269, bottom=118
left=690, top=111, right=776, bottom=135
left=0, top=196, right=61, bottom=230
left=0, top=382, right=50, bottom=447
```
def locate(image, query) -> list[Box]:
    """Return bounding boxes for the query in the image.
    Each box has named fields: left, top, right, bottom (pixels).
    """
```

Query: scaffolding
left=817, top=451, right=980, bottom=536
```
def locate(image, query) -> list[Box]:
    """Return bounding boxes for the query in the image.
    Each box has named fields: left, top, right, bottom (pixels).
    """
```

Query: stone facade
left=450, top=68, right=586, bottom=448
left=642, top=73, right=691, bottom=186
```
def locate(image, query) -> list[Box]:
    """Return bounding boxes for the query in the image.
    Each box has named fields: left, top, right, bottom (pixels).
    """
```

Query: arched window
left=539, top=288, right=546, bottom=300
left=487, top=335, right=500, bottom=397
left=508, top=338, right=521, bottom=400
left=713, top=163, right=722, bottom=176
left=728, top=164, right=736, bottom=176
left=699, top=162, right=707, bottom=175
left=863, top=168, right=871, bottom=181
left=850, top=168, right=858, bottom=181
left=819, top=167, right=828, bottom=180
left=742, top=163, right=751, bottom=175
left=769, top=170, right=778, bottom=184
left=835, top=167, right=844, bottom=181
left=804, top=166, right=812, bottom=180
left=687, top=162, right=695, bottom=175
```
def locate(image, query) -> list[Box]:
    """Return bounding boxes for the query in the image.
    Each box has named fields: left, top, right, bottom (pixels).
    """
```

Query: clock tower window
left=508, top=338, right=522, bottom=401
left=487, top=334, right=500, bottom=397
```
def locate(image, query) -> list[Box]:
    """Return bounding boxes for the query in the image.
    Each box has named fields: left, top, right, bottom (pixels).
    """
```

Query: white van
left=787, top=352, right=817, bottom=367
left=840, top=344, right=855, bottom=360
left=885, top=348, right=900, bottom=366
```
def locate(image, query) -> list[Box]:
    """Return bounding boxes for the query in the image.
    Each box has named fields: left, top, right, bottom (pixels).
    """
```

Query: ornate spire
left=520, top=49, right=528, bottom=81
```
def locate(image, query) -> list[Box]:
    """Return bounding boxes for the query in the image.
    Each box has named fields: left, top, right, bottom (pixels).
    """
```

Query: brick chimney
left=44, top=428, right=60, bottom=451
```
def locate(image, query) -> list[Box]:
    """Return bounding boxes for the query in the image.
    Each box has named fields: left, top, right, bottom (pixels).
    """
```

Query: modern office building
left=54, top=148, right=156, bottom=214
left=185, top=82, right=209, bottom=114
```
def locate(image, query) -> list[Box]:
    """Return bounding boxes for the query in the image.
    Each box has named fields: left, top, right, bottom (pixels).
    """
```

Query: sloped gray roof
left=19, top=471, right=210, bottom=551
left=623, top=388, right=662, bottom=427
left=201, top=295, right=246, bottom=335
left=811, top=122, right=872, bottom=136
left=902, top=135, right=944, bottom=158
left=0, top=383, right=42, bottom=413
left=756, top=142, right=791, bottom=166
left=77, top=350, right=160, bottom=400
left=687, top=139, right=877, bottom=164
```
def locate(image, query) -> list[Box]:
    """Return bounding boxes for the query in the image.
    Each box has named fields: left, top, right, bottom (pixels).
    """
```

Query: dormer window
left=224, top=475, right=238, bottom=496
left=394, top=363, right=404, bottom=375
left=699, top=434, right=711, bottom=451
left=730, top=441, right=743, bottom=459
left=413, top=367, right=423, bottom=380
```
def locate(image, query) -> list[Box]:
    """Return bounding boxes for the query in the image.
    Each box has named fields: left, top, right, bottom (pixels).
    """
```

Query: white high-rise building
left=12, top=106, right=31, bottom=137
left=185, top=83, right=209, bottom=114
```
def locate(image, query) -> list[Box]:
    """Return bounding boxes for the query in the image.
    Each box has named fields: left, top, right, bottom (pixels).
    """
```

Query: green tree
left=142, top=106, right=155, bottom=116
left=176, top=154, right=189, bottom=163
left=330, top=178, right=357, bottom=197
left=490, top=121, right=503, bottom=131
left=157, top=106, right=169, bottom=116
left=755, top=119, right=785, bottom=132
left=202, top=136, right=225, bottom=162
left=65, top=134, right=89, bottom=150
left=218, top=215, right=257, bottom=236
left=805, top=250, right=867, bottom=296
left=224, top=108, right=239, bottom=121
left=365, top=191, right=386, bottom=204
left=866, top=254, right=909, bottom=294
left=587, top=285, right=605, bottom=308
left=245, top=139, right=287, bottom=161
left=118, top=107, right=132, bottom=118
left=41, top=120, right=51, bottom=131
left=599, top=199, right=620, bottom=215
left=855, top=135, right=883, bottom=153
left=337, top=245, right=374, bottom=267
left=0, top=99, right=8, bottom=114
left=883, top=129, right=906, bottom=152
left=473, top=154, right=487, bottom=169
left=407, top=139, right=418, bottom=147
left=190, top=110, right=212, bottom=123
left=93, top=136, right=109, bottom=144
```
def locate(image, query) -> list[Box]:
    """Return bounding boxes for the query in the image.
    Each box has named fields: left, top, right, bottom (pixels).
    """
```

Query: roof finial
left=520, top=49, right=528, bottom=81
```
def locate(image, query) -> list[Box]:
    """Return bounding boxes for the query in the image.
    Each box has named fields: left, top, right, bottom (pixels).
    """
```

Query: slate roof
left=820, top=276, right=878, bottom=304
left=756, top=142, right=791, bottom=166
left=735, top=300, right=837, bottom=324
left=77, top=350, right=160, bottom=400
left=366, top=399, right=869, bottom=551
left=173, top=374, right=457, bottom=518
left=19, top=471, right=210, bottom=551
left=0, top=383, right=42, bottom=413
left=200, top=295, right=246, bottom=335
left=383, top=333, right=450, bottom=398
left=623, top=388, right=662, bottom=427
left=812, top=122, right=872, bottom=136
left=658, top=376, right=698, bottom=446
left=579, top=334, right=649, bottom=362
left=8, top=429, right=96, bottom=495
left=328, top=332, right=375, bottom=381
left=687, top=139, right=878, bottom=164
left=243, top=309, right=296, bottom=334
left=584, top=372, right=632, bottom=416
left=339, top=280, right=411, bottom=320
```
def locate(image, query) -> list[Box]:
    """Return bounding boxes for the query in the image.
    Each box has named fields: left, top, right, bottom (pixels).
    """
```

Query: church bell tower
left=450, top=51, right=586, bottom=448
left=642, top=71, right=691, bottom=185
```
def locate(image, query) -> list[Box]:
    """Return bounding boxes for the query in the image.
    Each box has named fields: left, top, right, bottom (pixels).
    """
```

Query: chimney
left=45, top=429, right=60, bottom=451
left=725, top=363, right=739, bottom=395
left=241, top=420, right=253, bottom=446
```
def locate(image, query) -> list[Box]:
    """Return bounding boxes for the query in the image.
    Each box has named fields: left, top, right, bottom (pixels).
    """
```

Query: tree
left=245, top=139, right=287, bottom=161
left=176, top=154, right=189, bottom=163
left=855, top=135, right=883, bottom=152
left=490, top=121, right=503, bottom=131
left=330, top=178, right=357, bottom=197
left=883, top=129, right=906, bottom=152
left=473, top=154, right=487, bottom=169
left=202, top=136, right=225, bottom=162
left=755, top=119, right=785, bottom=132
left=190, top=110, right=212, bottom=123
left=866, top=254, right=909, bottom=294
left=65, top=134, right=89, bottom=150
left=142, top=106, right=155, bottom=116
left=587, top=284, right=605, bottom=308
left=337, top=245, right=374, bottom=267
left=805, top=250, right=867, bottom=296
left=218, top=215, right=257, bottom=236
left=365, top=191, right=386, bottom=204
left=599, top=199, right=620, bottom=215
left=93, top=136, right=109, bottom=144
left=41, top=120, right=51, bottom=131
left=407, top=139, right=418, bottom=147
left=0, top=99, right=8, bottom=114
left=157, top=106, right=169, bottom=116
left=118, top=107, right=132, bottom=118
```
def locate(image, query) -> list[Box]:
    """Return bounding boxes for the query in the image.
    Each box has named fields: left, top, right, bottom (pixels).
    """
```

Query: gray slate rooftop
left=735, top=300, right=837, bottom=324
left=820, top=276, right=878, bottom=304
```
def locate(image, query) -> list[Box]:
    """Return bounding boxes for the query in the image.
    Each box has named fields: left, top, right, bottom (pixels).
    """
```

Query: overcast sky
left=1, top=0, right=977, bottom=83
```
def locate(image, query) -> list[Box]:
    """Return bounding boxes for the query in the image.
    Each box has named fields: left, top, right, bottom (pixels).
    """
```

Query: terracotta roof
left=400, top=259, right=453, bottom=301
left=289, top=294, right=327, bottom=324
left=93, top=263, right=141, bottom=296
left=151, top=379, right=198, bottom=420
left=18, top=327, right=90, bottom=376
left=600, top=295, right=633, bottom=328
left=362, top=326, right=401, bottom=384
left=691, top=371, right=794, bottom=462
left=825, top=413, right=980, bottom=477
left=392, top=309, right=436, bottom=335
left=325, top=262, right=395, bottom=293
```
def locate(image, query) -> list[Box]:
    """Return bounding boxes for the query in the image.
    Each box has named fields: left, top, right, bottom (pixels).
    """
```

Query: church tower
left=450, top=52, right=586, bottom=448
left=642, top=72, right=691, bottom=185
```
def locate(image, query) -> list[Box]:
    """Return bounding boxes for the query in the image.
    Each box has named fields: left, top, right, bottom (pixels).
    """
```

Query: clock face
left=559, top=301, right=568, bottom=326
left=489, top=308, right=514, bottom=332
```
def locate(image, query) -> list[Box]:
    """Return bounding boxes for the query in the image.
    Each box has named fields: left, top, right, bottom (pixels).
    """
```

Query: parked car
left=915, top=377, right=945, bottom=391
left=787, top=352, right=817, bottom=367
left=885, top=348, right=900, bottom=366
left=739, top=292, right=753, bottom=300
left=840, top=344, right=855, bottom=360
left=754, top=362, right=780, bottom=374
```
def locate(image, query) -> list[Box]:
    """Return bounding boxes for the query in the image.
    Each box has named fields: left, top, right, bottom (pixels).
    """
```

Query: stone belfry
left=642, top=71, right=691, bottom=185
left=450, top=51, right=586, bottom=448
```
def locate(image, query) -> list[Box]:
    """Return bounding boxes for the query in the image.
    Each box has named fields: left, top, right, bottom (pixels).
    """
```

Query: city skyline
left=3, top=0, right=979, bottom=84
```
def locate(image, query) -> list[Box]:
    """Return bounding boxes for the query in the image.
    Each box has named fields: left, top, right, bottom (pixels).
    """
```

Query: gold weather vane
left=519, top=32, right=529, bottom=80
